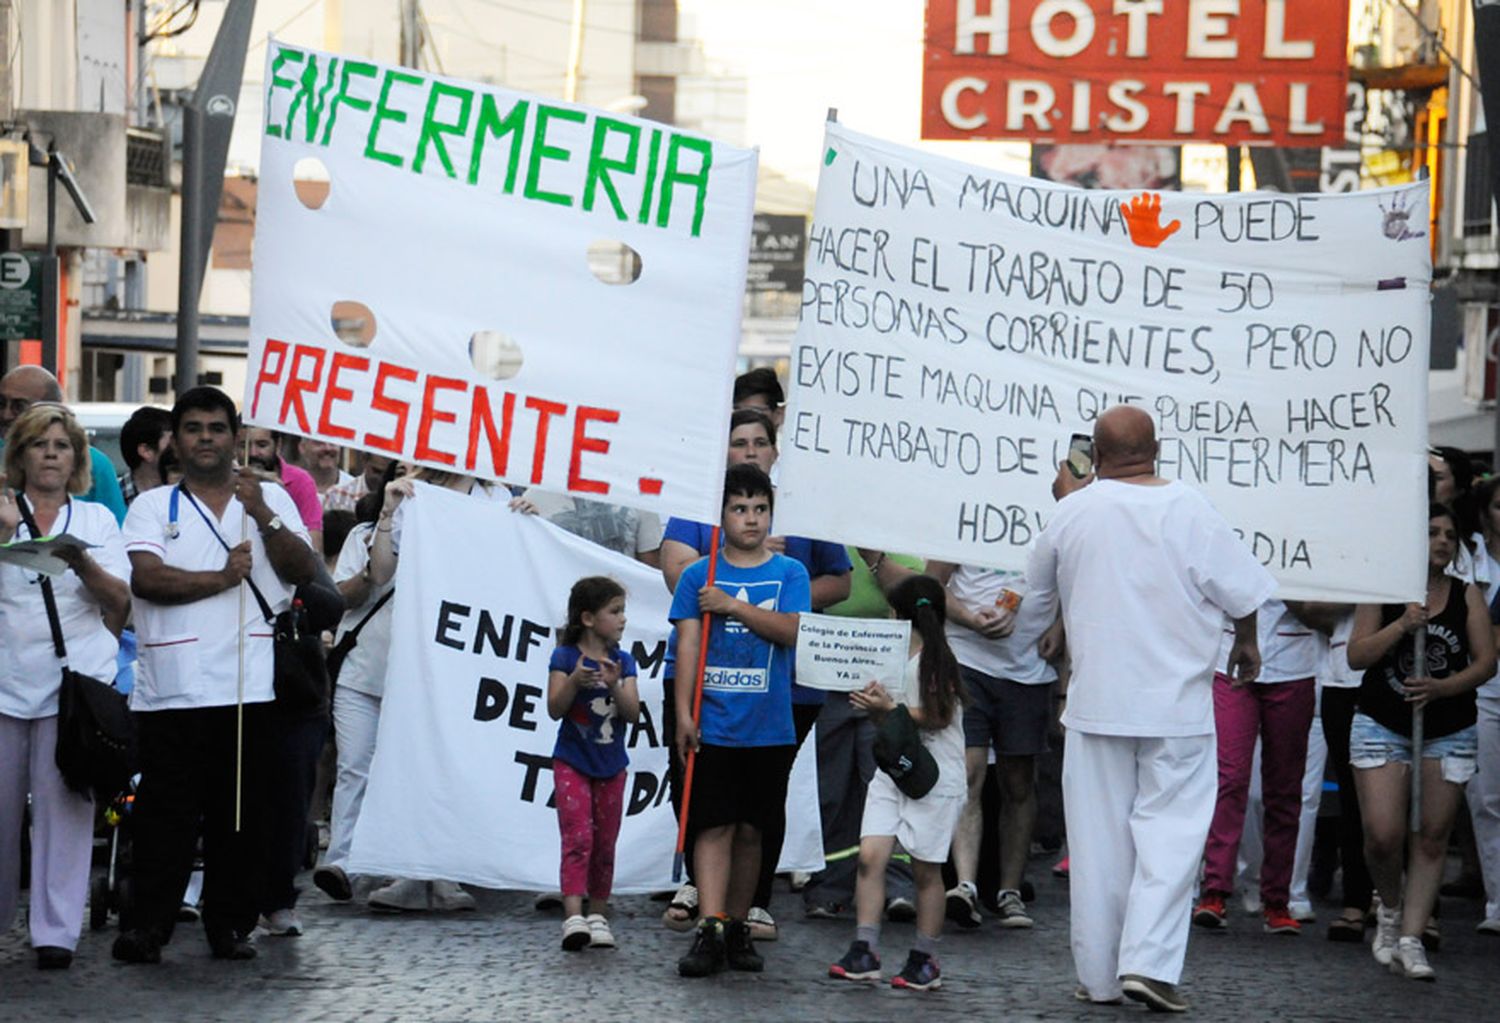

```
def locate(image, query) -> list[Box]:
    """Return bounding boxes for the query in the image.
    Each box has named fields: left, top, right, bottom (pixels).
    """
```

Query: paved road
left=5, top=869, right=1498, bottom=1022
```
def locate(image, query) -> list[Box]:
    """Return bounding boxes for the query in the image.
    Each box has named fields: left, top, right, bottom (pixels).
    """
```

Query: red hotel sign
left=923, top=1, right=1350, bottom=146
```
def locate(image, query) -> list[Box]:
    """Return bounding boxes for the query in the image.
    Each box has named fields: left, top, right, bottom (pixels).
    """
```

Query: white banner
left=348, top=483, right=822, bottom=893
left=245, top=42, right=758, bottom=524
left=778, top=124, right=1431, bottom=603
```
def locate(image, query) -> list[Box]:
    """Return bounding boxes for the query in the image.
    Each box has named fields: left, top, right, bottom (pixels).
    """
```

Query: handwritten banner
left=245, top=41, right=758, bottom=524
left=347, top=483, right=822, bottom=893
left=776, top=124, right=1430, bottom=604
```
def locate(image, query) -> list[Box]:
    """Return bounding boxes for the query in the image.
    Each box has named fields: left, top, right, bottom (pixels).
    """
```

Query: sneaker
left=1371, top=901, right=1401, bottom=966
left=1241, top=890, right=1262, bottom=915
left=313, top=865, right=353, bottom=903
left=1390, top=935, right=1435, bottom=981
left=111, top=930, right=161, bottom=965
left=945, top=882, right=982, bottom=929
left=725, top=918, right=765, bottom=972
left=789, top=870, right=812, bottom=891
left=678, top=918, right=726, bottom=977
left=1421, top=919, right=1441, bottom=952
left=805, top=901, right=843, bottom=920
left=35, top=946, right=72, bottom=970
left=1192, top=892, right=1228, bottom=930
left=561, top=914, right=592, bottom=951
left=891, top=949, right=941, bottom=991
left=368, top=878, right=430, bottom=912
left=1477, top=917, right=1500, bottom=936
left=747, top=905, right=778, bottom=942
left=995, top=889, right=1033, bottom=929
left=662, top=882, right=699, bottom=932
left=533, top=891, right=564, bottom=912
left=1262, top=904, right=1301, bottom=935
left=587, top=913, right=615, bottom=949
left=207, top=929, right=257, bottom=961
left=1052, top=856, right=1070, bottom=878
left=1288, top=900, right=1316, bottom=923
left=176, top=902, right=201, bottom=923
left=1121, top=974, right=1188, bottom=1012
left=430, top=880, right=477, bottom=912
left=259, top=908, right=303, bottom=936
left=885, top=896, right=916, bottom=923
left=829, top=939, right=882, bottom=981
left=1074, top=986, right=1123, bottom=1005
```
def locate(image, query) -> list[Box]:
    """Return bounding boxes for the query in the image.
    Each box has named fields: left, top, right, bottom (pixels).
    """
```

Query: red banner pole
left=673, top=525, right=721, bottom=882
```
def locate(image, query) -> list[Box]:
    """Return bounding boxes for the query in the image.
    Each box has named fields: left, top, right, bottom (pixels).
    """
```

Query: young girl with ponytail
left=828, top=574, right=967, bottom=992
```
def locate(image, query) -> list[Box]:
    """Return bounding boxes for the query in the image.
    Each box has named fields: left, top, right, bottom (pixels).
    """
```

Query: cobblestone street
left=4, top=869, right=1497, bottom=1022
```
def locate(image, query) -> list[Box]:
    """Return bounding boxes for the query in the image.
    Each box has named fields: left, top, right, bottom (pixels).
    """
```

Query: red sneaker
left=1192, top=893, right=1228, bottom=929
left=1263, top=904, right=1302, bottom=935
left=1052, top=857, right=1070, bottom=878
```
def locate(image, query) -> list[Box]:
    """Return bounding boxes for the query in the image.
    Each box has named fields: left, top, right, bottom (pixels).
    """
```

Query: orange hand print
left=1120, top=192, right=1181, bottom=249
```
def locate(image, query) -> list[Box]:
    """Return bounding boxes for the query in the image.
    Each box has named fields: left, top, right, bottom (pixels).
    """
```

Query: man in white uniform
left=1028, top=406, right=1275, bottom=1012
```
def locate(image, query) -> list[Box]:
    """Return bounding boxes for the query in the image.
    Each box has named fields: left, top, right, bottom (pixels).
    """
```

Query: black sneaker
left=1121, top=974, right=1189, bottom=1013
left=891, top=949, right=941, bottom=991
left=313, top=865, right=353, bottom=903
left=678, top=918, right=726, bottom=977
left=111, top=930, right=162, bottom=965
left=207, top=929, right=257, bottom=961
left=829, top=939, right=882, bottom=981
left=725, top=918, right=764, bottom=972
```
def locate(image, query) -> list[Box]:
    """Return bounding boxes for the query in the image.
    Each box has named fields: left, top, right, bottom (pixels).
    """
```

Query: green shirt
left=824, top=547, right=924, bottom=618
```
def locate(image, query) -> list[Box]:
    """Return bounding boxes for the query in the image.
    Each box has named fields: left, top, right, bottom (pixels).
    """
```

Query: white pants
left=0, top=714, right=94, bottom=950
left=1238, top=704, right=1327, bottom=905
left=1065, top=730, right=1216, bottom=998
left=324, top=687, right=382, bottom=871
left=1470, top=695, right=1500, bottom=922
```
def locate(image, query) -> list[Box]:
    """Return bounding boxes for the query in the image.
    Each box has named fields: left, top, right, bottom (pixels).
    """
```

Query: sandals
left=662, top=882, right=699, bottom=932
left=1327, top=915, right=1365, bottom=943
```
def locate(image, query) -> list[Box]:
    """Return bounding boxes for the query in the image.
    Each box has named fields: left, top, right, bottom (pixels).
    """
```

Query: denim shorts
left=1349, top=712, right=1478, bottom=784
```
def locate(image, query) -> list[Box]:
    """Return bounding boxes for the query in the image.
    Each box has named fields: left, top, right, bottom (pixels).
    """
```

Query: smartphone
left=1066, top=433, right=1094, bottom=478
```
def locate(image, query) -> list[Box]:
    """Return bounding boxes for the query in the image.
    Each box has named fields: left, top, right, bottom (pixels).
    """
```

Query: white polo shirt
left=330, top=522, right=394, bottom=700
left=1027, top=480, right=1277, bottom=738
left=122, top=481, right=309, bottom=711
left=0, top=498, right=130, bottom=719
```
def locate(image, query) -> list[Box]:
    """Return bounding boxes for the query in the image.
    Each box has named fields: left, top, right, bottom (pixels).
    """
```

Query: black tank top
left=1357, top=579, right=1478, bottom=740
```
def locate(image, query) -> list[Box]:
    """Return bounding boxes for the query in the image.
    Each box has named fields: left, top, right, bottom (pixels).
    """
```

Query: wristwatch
left=261, top=515, right=286, bottom=536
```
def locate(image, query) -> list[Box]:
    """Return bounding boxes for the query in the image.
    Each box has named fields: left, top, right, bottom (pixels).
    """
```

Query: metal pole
left=1226, top=145, right=1242, bottom=193
left=564, top=0, right=587, bottom=102
left=39, top=144, right=58, bottom=376
left=175, top=105, right=202, bottom=394
left=1410, top=628, right=1426, bottom=833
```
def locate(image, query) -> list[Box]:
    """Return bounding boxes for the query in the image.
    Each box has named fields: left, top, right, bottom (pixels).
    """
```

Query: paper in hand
left=0, top=533, right=96, bottom=576
left=795, top=613, right=912, bottom=692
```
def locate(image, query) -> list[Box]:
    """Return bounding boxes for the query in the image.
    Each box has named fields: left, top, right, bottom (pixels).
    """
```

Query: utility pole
left=565, top=0, right=587, bottom=102
left=399, top=0, right=422, bottom=69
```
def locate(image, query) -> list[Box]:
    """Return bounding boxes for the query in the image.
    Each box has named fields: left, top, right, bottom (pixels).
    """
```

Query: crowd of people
left=0, top=363, right=1496, bottom=1011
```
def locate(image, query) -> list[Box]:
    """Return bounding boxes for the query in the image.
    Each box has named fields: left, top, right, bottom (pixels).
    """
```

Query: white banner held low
left=777, top=124, right=1430, bottom=603
left=246, top=41, right=758, bottom=524
left=347, top=483, right=822, bottom=893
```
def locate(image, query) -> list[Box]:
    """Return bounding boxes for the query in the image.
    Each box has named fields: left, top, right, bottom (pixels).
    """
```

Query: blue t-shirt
left=662, top=516, right=850, bottom=705
left=668, top=551, right=811, bottom=747
left=549, top=645, right=639, bottom=779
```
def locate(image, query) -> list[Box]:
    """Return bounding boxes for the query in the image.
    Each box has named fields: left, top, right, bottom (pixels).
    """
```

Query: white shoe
left=1288, top=900, right=1316, bottom=923
left=258, top=908, right=303, bottom=936
left=1389, top=935, right=1435, bottom=980
left=561, top=914, right=591, bottom=951
left=747, top=905, right=778, bottom=941
left=533, top=891, right=564, bottom=912
left=1241, top=890, right=1262, bottom=915
left=789, top=870, right=812, bottom=892
left=429, top=880, right=476, bottom=912
left=368, top=878, right=430, bottom=912
left=1371, top=901, right=1401, bottom=966
left=587, top=913, right=615, bottom=948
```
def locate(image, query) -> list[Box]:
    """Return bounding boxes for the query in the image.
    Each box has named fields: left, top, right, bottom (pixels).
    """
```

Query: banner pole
left=1409, top=626, right=1426, bottom=834
left=235, top=435, right=248, bottom=832
left=673, top=525, right=721, bottom=882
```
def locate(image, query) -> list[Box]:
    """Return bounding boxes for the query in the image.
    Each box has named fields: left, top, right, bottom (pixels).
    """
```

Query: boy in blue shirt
left=671, top=463, right=811, bottom=977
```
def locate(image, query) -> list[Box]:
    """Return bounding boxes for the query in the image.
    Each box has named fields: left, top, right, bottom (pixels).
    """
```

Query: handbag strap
left=16, top=495, right=67, bottom=661
left=172, top=483, right=277, bottom=624
left=345, top=588, right=395, bottom=641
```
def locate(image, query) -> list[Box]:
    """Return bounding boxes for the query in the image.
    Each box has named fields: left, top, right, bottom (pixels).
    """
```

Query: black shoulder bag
left=326, top=588, right=394, bottom=684
left=175, top=485, right=331, bottom=715
left=19, top=497, right=137, bottom=801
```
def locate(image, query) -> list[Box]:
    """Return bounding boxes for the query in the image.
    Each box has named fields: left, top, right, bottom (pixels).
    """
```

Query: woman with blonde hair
left=0, top=403, right=131, bottom=969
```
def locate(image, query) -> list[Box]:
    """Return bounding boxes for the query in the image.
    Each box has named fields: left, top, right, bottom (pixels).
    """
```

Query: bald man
left=1027, top=406, right=1275, bottom=1012
left=0, top=366, right=127, bottom=524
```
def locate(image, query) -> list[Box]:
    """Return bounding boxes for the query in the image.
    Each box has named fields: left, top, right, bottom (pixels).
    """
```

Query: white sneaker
left=1390, top=935, right=1435, bottom=980
left=1371, top=902, right=1401, bottom=966
left=429, top=880, right=476, bottom=912
left=368, top=878, right=430, bottom=912
left=587, top=913, right=616, bottom=948
left=1288, top=900, right=1316, bottom=923
left=258, top=908, right=302, bottom=936
left=561, top=914, right=591, bottom=951
left=747, top=905, right=778, bottom=941
left=945, top=882, right=982, bottom=929
left=1241, top=890, right=1262, bottom=915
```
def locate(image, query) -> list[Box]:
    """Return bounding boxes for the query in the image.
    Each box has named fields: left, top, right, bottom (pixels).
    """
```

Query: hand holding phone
left=1066, top=433, right=1094, bottom=479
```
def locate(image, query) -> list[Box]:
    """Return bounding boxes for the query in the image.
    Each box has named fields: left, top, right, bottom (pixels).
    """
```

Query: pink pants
left=1202, top=674, right=1315, bottom=906
left=554, top=759, right=626, bottom=902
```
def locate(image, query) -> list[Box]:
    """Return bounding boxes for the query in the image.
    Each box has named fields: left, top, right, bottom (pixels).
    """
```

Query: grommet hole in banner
left=470, top=330, right=524, bottom=380
left=330, top=301, right=377, bottom=348
left=586, top=240, right=642, bottom=285
left=292, top=157, right=330, bottom=210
